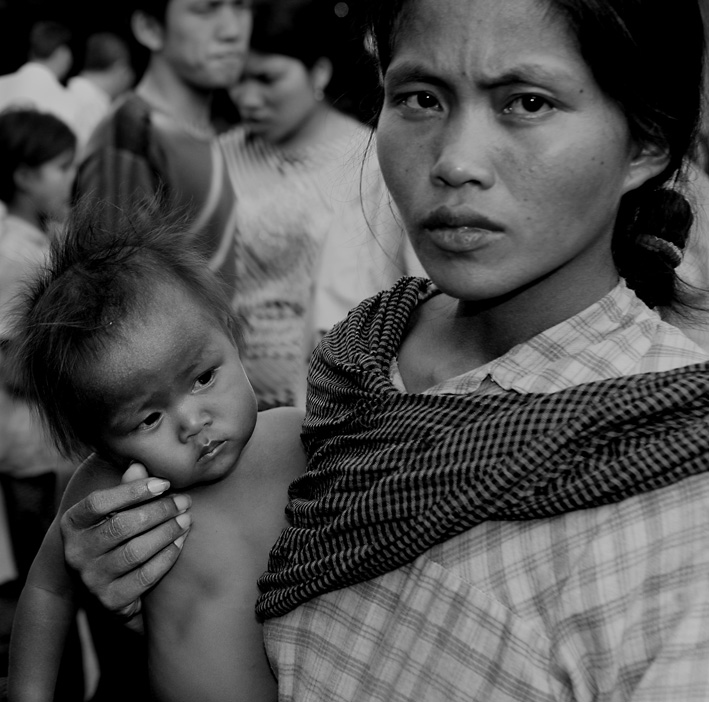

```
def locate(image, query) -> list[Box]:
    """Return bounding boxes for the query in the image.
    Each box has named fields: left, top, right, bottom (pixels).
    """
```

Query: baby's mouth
left=198, top=440, right=225, bottom=462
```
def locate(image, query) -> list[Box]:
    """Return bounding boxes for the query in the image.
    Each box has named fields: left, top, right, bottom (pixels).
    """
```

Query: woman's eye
left=399, top=91, right=440, bottom=111
left=503, top=94, right=553, bottom=116
left=195, top=368, right=216, bottom=389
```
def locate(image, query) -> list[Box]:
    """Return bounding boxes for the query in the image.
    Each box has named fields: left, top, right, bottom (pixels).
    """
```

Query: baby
left=6, top=203, right=305, bottom=702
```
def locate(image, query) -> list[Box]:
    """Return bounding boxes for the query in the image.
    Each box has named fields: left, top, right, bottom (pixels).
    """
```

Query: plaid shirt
left=264, top=281, right=709, bottom=701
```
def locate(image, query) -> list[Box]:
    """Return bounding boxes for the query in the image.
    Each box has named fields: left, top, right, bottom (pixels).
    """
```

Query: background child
left=6, top=202, right=305, bottom=702
left=0, top=107, right=85, bottom=697
left=0, top=106, right=77, bottom=341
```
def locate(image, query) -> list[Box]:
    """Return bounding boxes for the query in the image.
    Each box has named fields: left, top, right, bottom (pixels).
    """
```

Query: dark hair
left=7, top=198, right=243, bottom=458
left=0, top=108, right=77, bottom=204
left=28, top=21, right=73, bottom=60
left=249, top=0, right=331, bottom=68
left=364, top=0, right=706, bottom=312
left=130, top=0, right=171, bottom=23
left=83, top=32, right=132, bottom=72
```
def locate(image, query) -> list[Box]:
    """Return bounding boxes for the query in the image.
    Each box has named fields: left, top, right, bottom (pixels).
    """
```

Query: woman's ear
left=311, top=57, right=333, bottom=99
left=13, top=164, right=37, bottom=196
left=622, top=141, right=671, bottom=195
left=131, top=10, right=165, bottom=53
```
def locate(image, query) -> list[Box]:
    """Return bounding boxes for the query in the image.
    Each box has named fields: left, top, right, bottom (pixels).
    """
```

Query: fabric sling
left=256, top=277, right=709, bottom=619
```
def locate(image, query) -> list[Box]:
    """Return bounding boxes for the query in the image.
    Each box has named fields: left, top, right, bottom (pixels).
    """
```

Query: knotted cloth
left=256, top=277, right=709, bottom=619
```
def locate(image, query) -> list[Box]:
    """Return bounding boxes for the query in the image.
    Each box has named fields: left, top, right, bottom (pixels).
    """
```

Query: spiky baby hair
left=8, top=196, right=242, bottom=458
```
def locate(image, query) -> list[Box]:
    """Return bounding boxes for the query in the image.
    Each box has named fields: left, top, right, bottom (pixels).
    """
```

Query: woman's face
left=231, top=51, right=320, bottom=145
left=376, top=0, right=666, bottom=310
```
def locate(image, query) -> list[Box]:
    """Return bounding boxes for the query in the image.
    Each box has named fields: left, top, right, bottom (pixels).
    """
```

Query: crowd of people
left=3, top=0, right=709, bottom=700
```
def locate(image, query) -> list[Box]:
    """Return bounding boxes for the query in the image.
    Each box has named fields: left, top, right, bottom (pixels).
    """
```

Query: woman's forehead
left=386, top=0, right=580, bottom=82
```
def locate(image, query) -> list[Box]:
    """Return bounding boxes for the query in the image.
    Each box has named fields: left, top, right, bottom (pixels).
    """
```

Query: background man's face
left=159, top=0, right=252, bottom=90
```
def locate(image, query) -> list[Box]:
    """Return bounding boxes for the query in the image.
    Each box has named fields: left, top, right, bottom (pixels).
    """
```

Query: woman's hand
left=60, top=461, right=192, bottom=621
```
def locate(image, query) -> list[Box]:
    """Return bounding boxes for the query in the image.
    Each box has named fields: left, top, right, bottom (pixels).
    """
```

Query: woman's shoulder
left=638, top=316, right=709, bottom=372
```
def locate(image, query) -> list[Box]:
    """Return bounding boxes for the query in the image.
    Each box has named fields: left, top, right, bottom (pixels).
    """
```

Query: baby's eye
left=503, top=94, right=554, bottom=116
left=399, top=91, right=440, bottom=112
left=195, top=368, right=217, bottom=389
left=138, top=412, right=161, bottom=430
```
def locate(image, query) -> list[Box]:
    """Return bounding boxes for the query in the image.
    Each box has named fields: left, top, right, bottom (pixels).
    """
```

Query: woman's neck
left=276, top=103, right=350, bottom=153
left=399, top=268, right=619, bottom=392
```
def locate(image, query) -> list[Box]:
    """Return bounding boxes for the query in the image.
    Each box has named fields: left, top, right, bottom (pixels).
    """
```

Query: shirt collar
left=392, top=280, right=694, bottom=395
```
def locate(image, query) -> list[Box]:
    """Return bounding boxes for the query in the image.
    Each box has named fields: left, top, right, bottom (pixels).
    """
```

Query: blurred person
left=68, top=32, right=136, bottom=155
left=0, top=21, right=77, bottom=132
left=223, top=0, right=422, bottom=409
left=0, top=106, right=78, bottom=580
left=0, top=107, right=84, bottom=700
left=74, top=0, right=253, bottom=300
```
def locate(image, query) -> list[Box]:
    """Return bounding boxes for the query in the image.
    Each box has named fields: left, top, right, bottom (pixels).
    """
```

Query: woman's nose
left=233, top=82, right=262, bottom=111
left=430, top=111, right=496, bottom=189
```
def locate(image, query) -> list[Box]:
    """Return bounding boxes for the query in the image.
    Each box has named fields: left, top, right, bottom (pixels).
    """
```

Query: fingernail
left=173, top=494, right=191, bottom=513
left=176, top=512, right=192, bottom=530
left=174, top=534, right=187, bottom=549
left=148, top=479, right=169, bottom=495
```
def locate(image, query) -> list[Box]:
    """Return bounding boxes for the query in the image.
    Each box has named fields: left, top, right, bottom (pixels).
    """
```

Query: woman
left=57, top=0, right=709, bottom=699
left=221, top=0, right=419, bottom=409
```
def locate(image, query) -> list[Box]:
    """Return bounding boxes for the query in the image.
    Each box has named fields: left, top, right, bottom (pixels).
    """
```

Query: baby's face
left=84, top=286, right=257, bottom=489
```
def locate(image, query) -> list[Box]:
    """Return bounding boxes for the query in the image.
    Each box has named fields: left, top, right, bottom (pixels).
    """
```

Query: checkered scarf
left=256, top=277, right=709, bottom=619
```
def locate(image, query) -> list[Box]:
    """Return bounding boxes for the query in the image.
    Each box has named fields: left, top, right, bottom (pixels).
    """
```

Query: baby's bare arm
left=8, top=458, right=128, bottom=701
left=8, top=519, right=77, bottom=702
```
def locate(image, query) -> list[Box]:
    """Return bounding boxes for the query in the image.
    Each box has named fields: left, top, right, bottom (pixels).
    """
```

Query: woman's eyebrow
left=386, top=59, right=577, bottom=91
left=479, top=62, right=576, bottom=89
left=384, top=61, right=448, bottom=89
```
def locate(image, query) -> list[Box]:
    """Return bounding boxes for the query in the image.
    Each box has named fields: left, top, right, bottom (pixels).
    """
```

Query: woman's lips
left=421, top=206, right=504, bottom=253
left=426, top=226, right=496, bottom=253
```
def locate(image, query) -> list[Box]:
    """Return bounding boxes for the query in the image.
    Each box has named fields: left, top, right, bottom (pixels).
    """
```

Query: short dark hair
left=0, top=108, right=77, bottom=204
left=83, top=32, right=132, bottom=72
left=250, top=0, right=331, bottom=68
left=131, top=0, right=171, bottom=24
left=8, top=197, right=242, bottom=458
left=28, top=21, right=73, bottom=60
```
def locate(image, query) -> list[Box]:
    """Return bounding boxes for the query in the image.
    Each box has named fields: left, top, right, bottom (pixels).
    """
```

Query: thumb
left=121, top=462, right=150, bottom=483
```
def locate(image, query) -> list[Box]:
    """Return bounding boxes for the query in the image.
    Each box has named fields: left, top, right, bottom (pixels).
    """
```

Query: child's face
left=24, top=148, right=76, bottom=222
left=84, top=285, right=257, bottom=489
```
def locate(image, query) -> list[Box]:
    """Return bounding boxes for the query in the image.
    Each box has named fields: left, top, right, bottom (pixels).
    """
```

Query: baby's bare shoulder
left=246, top=407, right=307, bottom=483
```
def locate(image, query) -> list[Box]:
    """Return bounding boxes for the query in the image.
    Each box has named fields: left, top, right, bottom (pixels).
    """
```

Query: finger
left=121, top=462, right=150, bottom=483
left=62, top=492, right=191, bottom=568
left=97, top=532, right=190, bottom=613
left=63, top=478, right=172, bottom=530
left=107, top=509, right=191, bottom=576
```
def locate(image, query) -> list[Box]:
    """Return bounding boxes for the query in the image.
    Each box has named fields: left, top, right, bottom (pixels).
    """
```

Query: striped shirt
left=220, top=122, right=413, bottom=409
left=75, top=93, right=239, bottom=298
left=264, top=280, right=709, bottom=701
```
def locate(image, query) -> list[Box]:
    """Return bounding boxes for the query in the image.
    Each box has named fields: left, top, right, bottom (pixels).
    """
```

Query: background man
left=74, top=0, right=252, bottom=302
left=0, top=20, right=77, bottom=131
